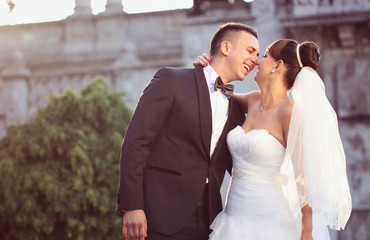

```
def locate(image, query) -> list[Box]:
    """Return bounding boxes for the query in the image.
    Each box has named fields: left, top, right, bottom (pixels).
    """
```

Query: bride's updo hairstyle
left=267, top=39, right=320, bottom=89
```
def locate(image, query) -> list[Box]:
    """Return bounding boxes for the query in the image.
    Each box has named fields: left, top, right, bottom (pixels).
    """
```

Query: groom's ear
left=220, top=40, right=232, bottom=56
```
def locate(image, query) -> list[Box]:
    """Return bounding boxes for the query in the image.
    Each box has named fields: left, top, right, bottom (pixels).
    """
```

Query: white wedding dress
left=209, top=126, right=330, bottom=240
left=209, top=67, right=351, bottom=239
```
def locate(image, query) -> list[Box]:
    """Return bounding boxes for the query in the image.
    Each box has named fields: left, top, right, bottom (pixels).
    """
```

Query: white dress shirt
left=203, top=65, right=230, bottom=158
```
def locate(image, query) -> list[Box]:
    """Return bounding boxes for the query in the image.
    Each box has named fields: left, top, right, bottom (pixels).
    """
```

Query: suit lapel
left=210, top=98, right=234, bottom=161
left=194, top=66, right=212, bottom=158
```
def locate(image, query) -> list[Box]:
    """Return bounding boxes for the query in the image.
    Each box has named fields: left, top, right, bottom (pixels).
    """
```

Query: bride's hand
left=300, top=230, right=313, bottom=240
left=193, top=53, right=211, bottom=67
left=300, top=205, right=313, bottom=240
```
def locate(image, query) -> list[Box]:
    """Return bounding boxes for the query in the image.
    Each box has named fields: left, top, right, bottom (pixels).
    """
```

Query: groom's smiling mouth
left=243, top=63, right=252, bottom=72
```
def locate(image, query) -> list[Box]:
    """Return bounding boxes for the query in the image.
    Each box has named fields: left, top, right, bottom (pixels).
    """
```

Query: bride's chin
left=254, top=71, right=260, bottom=80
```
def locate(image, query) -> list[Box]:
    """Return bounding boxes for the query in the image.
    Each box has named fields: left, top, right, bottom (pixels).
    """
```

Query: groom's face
left=227, top=31, right=259, bottom=81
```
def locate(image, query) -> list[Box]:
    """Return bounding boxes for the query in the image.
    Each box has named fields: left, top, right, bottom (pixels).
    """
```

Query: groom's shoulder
left=159, top=66, right=194, bottom=74
left=155, top=66, right=197, bottom=79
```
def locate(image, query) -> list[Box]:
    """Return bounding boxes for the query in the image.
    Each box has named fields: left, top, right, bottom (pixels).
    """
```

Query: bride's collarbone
left=244, top=111, right=278, bottom=129
left=242, top=118, right=285, bottom=146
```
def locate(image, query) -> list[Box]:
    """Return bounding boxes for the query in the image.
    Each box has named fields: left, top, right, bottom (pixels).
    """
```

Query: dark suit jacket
left=117, top=66, right=245, bottom=235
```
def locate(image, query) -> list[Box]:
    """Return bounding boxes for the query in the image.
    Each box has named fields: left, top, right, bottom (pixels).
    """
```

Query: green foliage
left=0, top=77, right=132, bottom=239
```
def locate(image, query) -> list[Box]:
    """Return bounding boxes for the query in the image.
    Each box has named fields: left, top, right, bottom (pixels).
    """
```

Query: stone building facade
left=0, top=0, right=369, bottom=238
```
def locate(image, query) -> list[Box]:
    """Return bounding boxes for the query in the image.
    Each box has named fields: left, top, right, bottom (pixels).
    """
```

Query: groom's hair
left=210, top=22, right=258, bottom=57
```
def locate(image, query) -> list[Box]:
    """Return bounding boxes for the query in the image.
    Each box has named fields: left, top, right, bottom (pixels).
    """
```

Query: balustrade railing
left=287, top=0, right=370, bottom=16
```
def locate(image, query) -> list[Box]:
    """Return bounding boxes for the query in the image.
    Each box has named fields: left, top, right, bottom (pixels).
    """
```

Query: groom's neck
left=210, top=59, right=231, bottom=84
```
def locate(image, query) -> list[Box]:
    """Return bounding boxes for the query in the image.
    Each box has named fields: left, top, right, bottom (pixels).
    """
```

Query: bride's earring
left=271, top=69, right=275, bottom=73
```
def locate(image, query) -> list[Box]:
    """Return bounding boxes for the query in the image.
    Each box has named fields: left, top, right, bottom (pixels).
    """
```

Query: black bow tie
left=214, top=77, right=234, bottom=99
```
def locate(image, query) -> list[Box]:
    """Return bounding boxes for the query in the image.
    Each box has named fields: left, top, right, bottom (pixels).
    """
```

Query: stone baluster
left=65, top=0, right=95, bottom=53
left=251, top=0, right=275, bottom=19
left=105, top=0, right=124, bottom=14
left=317, top=0, right=332, bottom=14
left=74, top=0, right=92, bottom=16
left=293, top=0, right=319, bottom=16
left=1, top=51, right=30, bottom=128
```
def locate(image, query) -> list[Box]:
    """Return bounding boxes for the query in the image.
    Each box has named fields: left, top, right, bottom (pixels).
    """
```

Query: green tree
left=0, top=77, right=132, bottom=239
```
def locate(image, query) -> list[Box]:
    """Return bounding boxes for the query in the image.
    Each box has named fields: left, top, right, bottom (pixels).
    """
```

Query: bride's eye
left=262, top=54, right=267, bottom=58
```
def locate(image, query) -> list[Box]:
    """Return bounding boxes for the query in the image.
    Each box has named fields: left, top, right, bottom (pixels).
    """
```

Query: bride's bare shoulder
left=280, top=98, right=293, bottom=118
left=279, top=98, right=293, bottom=139
left=234, top=91, right=261, bottom=103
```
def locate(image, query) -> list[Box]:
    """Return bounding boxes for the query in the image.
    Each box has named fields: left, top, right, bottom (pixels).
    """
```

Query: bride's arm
left=301, top=205, right=313, bottom=240
left=233, top=91, right=259, bottom=114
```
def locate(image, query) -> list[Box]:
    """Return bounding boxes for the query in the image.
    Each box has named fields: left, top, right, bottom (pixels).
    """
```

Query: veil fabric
left=280, top=67, right=352, bottom=230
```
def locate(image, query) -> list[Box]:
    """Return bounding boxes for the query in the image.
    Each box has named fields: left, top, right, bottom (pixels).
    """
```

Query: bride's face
left=253, top=50, right=276, bottom=84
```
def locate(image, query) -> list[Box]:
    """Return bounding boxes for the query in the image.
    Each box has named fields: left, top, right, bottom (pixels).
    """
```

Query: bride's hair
left=267, top=39, right=320, bottom=89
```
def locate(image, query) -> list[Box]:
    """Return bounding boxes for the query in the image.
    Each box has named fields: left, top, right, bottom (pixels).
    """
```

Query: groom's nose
left=251, top=58, right=259, bottom=67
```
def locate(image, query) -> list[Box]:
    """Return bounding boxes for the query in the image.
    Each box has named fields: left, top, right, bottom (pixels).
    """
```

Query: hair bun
left=300, top=41, right=320, bottom=70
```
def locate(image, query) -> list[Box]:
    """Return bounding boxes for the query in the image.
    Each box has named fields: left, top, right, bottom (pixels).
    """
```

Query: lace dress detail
left=231, top=169, right=250, bottom=179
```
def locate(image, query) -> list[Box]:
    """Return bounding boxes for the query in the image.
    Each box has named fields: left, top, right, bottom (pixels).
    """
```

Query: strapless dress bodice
left=227, top=126, right=285, bottom=182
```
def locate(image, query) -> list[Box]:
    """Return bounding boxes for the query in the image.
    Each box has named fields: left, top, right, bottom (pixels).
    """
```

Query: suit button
left=206, top=178, right=209, bottom=183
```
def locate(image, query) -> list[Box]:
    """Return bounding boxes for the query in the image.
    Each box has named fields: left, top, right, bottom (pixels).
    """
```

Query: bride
left=195, top=39, right=352, bottom=239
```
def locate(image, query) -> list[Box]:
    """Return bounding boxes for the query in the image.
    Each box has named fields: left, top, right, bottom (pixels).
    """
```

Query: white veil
left=280, top=67, right=352, bottom=230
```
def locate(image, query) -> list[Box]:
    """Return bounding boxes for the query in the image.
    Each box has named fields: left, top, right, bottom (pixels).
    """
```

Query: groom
left=117, top=22, right=259, bottom=240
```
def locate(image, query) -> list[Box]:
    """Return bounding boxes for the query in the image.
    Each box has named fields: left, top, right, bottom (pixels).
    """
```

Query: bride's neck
left=260, top=84, right=288, bottom=109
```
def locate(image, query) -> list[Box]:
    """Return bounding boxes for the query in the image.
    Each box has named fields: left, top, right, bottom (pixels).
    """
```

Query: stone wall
left=0, top=0, right=369, bottom=238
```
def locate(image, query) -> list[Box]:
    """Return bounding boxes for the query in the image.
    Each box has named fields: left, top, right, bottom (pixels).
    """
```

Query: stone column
left=1, top=51, right=30, bottom=128
left=105, top=0, right=124, bottom=14
left=74, top=0, right=92, bottom=16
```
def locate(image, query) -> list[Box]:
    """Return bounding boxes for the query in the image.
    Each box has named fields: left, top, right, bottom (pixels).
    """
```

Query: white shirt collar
left=203, top=65, right=219, bottom=92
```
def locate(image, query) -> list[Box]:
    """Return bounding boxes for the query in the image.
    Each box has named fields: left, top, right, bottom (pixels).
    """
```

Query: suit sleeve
left=117, top=68, right=174, bottom=212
